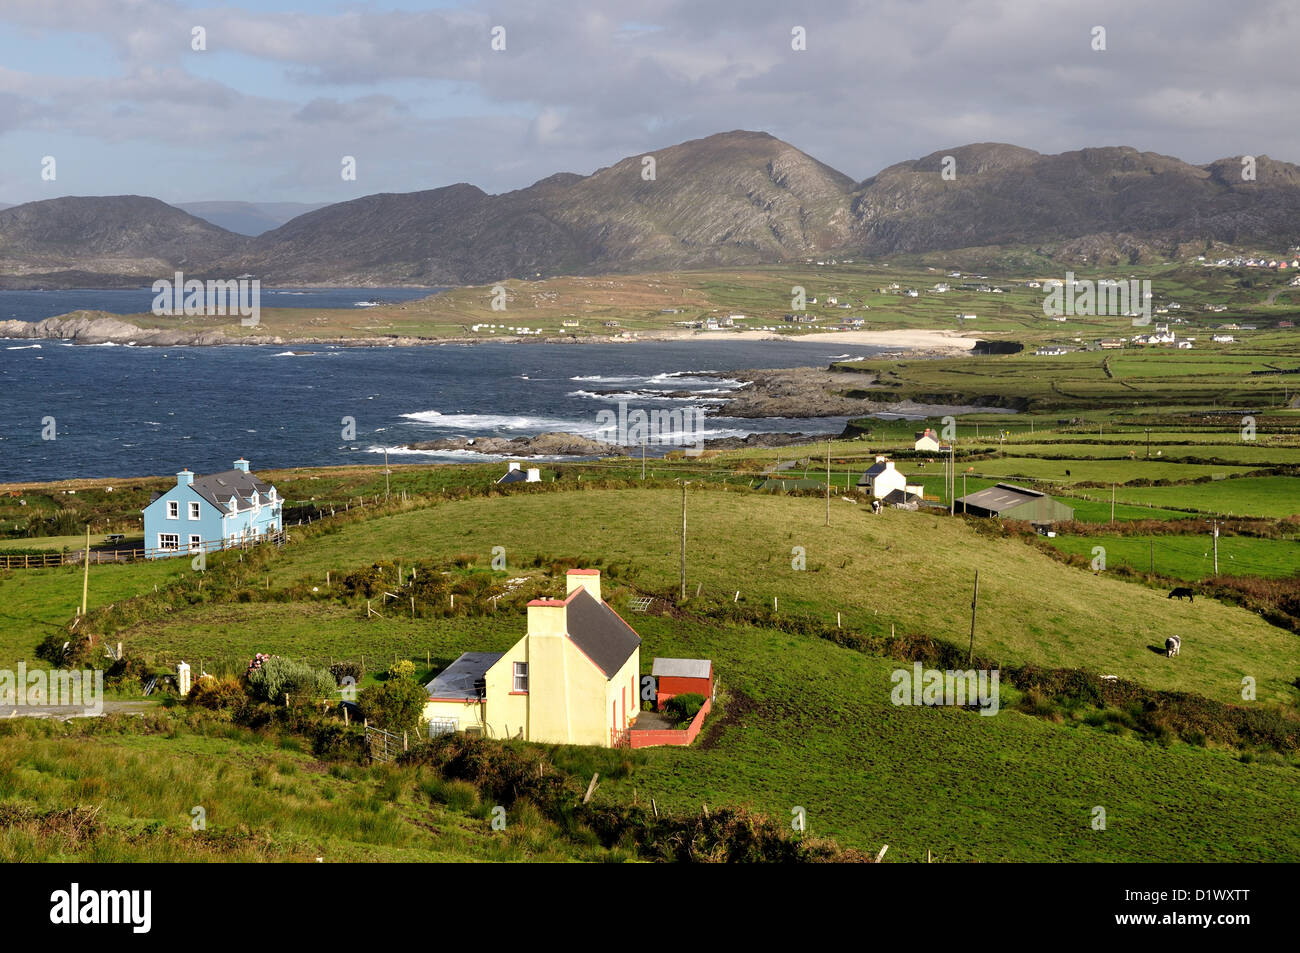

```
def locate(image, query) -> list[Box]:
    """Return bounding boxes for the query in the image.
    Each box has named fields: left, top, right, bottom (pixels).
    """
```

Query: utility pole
left=79, top=525, right=90, bottom=613
left=384, top=449, right=391, bottom=499
left=1145, top=429, right=1151, bottom=460
left=641, top=437, right=646, bottom=480
left=825, top=442, right=831, bottom=527
left=949, top=444, right=955, bottom=516
left=1211, top=519, right=1219, bottom=576
left=1111, top=484, right=1115, bottom=524
left=679, top=481, right=688, bottom=602
left=967, top=570, right=979, bottom=664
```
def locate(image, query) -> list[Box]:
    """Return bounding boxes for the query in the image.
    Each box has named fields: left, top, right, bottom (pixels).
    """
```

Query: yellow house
left=422, top=569, right=641, bottom=747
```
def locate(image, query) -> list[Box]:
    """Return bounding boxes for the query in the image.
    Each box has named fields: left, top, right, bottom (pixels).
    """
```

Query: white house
left=856, top=455, right=924, bottom=499
left=914, top=428, right=943, bottom=452
left=497, top=462, right=541, bottom=484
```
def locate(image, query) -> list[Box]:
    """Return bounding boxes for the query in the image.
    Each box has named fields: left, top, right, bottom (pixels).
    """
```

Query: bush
left=358, top=678, right=427, bottom=733
left=386, top=659, right=416, bottom=681
left=104, top=655, right=151, bottom=688
left=35, top=634, right=71, bottom=665
left=664, top=693, right=706, bottom=728
left=329, top=661, right=363, bottom=685
left=188, top=676, right=247, bottom=710
left=245, top=656, right=337, bottom=704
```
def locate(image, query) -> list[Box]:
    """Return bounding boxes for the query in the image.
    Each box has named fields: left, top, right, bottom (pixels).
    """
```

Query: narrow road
left=3, top=700, right=158, bottom=720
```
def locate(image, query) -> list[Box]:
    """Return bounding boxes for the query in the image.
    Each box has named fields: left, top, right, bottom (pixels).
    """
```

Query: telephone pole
left=1211, top=519, right=1219, bottom=576
left=384, top=449, right=391, bottom=499
left=79, top=520, right=90, bottom=616
left=825, top=442, right=831, bottom=527
left=967, top=570, right=980, bottom=664
left=679, top=480, right=688, bottom=601
left=1110, top=484, right=1115, bottom=524
left=949, top=444, right=955, bottom=516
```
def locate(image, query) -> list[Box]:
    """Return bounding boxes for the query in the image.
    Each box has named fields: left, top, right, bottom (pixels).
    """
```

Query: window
left=158, top=533, right=179, bottom=551
left=188, top=501, right=201, bottom=520
left=166, top=501, right=178, bottom=519
left=513, top=662, right=528, bottom=693
left=188, top=535, right=202, bottom=552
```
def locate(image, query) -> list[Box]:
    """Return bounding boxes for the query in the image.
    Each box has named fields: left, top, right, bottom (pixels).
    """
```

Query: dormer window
left=228, top=495, right=238, bottom=514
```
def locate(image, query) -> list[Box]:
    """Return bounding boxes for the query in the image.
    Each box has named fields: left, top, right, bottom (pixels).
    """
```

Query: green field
left=1047, top=534, right=1300, bottom=582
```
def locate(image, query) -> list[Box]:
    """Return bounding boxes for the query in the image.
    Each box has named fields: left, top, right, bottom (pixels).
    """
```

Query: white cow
left=1165, top=635, right=1181, bottom=658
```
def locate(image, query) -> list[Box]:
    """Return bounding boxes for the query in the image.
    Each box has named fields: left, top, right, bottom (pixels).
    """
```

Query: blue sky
left=1, top=0, right=1297, bottom=206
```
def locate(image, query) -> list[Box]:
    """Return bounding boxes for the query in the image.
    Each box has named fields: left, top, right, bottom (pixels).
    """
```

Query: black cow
left=1168, top=587, right=1195, bottom=602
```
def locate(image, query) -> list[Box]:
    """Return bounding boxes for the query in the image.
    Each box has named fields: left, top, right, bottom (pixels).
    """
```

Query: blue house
left=142, top=459, right=283, bottom=558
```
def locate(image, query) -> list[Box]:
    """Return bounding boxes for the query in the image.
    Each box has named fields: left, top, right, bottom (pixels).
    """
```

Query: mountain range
left=2, top=131, right=1298, bottom=288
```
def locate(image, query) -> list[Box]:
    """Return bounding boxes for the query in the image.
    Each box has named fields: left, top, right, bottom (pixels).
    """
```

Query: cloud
left=0, top=0, right=1295, bottom=203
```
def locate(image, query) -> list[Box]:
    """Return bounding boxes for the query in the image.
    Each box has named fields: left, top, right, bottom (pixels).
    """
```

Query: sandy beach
left=654, top=327, right=981, bottom=352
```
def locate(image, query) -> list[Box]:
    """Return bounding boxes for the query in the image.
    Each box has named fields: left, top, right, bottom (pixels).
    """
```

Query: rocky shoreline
left=404, top=430, right=836, bottom=458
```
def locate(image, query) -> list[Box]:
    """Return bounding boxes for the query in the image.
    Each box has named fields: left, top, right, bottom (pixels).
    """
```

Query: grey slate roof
left=426, top=651, right=504, bottom=700
left=652, top=658, right=712, bottom=679
left=565, top=588, right=640, bottom=679
left=191, top=469, right=275, bottom=513
left=497, top=469, right=529, bottom=484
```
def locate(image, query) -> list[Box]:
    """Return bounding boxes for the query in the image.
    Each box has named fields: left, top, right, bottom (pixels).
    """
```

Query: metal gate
left=365, top=725, right=406, bottom=763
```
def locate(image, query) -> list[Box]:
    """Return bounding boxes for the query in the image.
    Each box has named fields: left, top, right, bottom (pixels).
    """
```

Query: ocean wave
left=399, top=410, right=600, bottom=434
left=5, top=344, right=41, bottom=350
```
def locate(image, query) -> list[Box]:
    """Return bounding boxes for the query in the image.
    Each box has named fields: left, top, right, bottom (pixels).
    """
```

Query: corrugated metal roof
left=956, top=482, right=1043, bottom=511
left=652, top=658, right=712, bottom=679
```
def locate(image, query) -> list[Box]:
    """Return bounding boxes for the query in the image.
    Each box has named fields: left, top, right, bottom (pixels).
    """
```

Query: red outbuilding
left=653, top=657, right=714, bottom=710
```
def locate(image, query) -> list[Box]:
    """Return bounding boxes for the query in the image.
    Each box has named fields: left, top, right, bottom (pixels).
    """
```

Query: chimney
left=526, top=468, right=540, bottom=482
left=233, top=458, right=250, bottom=473
left=508, top=462, right=520, bottom=472
left=177, top=469, right=194, bottom=486
left=527, top=598, right=568, bottom=637
left=875, top=455, right=886, bottom=463
left=566, top=568, right=601, bottom=602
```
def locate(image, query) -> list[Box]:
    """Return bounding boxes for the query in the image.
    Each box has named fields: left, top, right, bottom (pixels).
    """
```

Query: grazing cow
left=1165, top=635, right=1181, bottom=658
left=1168, top=587, right=1195, bottom=602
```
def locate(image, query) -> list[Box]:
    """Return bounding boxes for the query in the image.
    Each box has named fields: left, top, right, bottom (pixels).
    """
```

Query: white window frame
left=188, top=501, right=201, bottom=520
left=513, top=662, right=528, bottom=693
left=158, top=533, right=179, bottom=551
left=166, top=500, right=178, bottom=519
left=188, top=535, right=202, bottom=553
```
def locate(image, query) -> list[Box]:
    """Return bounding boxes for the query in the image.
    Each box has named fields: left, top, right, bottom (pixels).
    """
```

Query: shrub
left=188, top=676, right=247, bottom=710
left=104, top=655, right=151, bottom=688
left=329, top=661, right=363, bottom=685
left=386, top=659, right=417, bottom=681
left=245, top=656, right=337, bottom=704
left=358, top=678, right=427, bottom=733
left=664, top=693, right=706, bottom=728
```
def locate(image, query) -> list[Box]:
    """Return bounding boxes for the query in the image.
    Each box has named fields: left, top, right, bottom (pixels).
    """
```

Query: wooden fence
left=0, top=530, right=287, bottom=570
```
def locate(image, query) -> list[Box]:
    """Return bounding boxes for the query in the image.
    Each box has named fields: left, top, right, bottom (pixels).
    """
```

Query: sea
left=0, top=288, right=906, bottom=484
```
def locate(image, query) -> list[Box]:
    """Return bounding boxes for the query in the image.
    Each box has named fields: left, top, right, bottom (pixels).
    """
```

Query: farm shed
left=652, top=657, right=714, bottom=709
left=954, top=483, right=1074, bottom=523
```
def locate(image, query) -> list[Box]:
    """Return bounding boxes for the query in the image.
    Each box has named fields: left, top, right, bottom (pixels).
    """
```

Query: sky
left=1, top=0, right=1297, bottom=206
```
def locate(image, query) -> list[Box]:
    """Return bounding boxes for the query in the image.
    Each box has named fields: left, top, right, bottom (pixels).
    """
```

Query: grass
left=0, top=713, right=617, bottom=862
left=90, top=484, right=1293, bottom=708
left=594, top=615, right=1300, bottom=862
left=1107, top=476, right=1300, bottom=519
left=1046, top=534, right=1300, bottom=582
